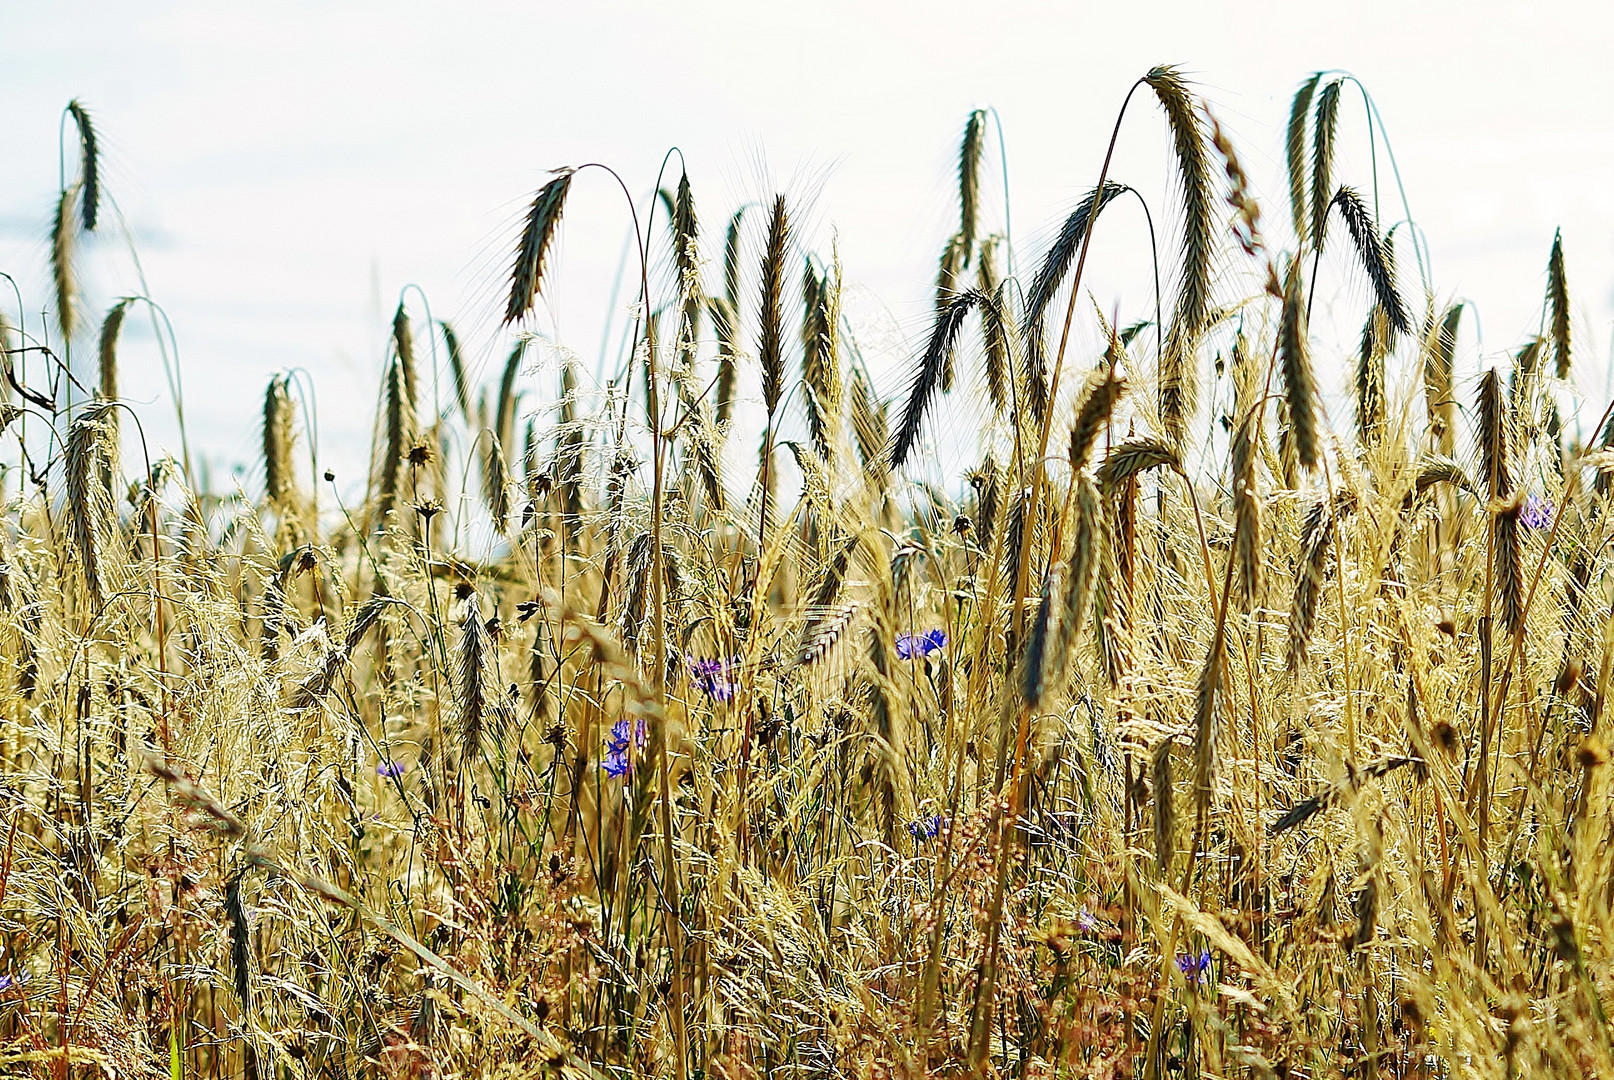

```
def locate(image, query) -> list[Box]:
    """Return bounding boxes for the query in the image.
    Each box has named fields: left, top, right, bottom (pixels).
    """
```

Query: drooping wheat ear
left=504, top=169, right=575, bottom=325
left=1097, top=437, right=1179, bottom=495
left=66, top=100, right=100, bottom=232
left=1356, top=305, right=1389, bottom=445
left=263, top=372, right=296, bottom=508
left=1230, top=407, right=1261, bottom=607
left=1424, top=302, right=1462, bottom=454
left=439, top=321, right=473, bottom=426
left=1286, top=73, right=1323, bottom=248
left=958, top=109, right=986, bottom=264
left=802, top=258, right=843, bottom=463
left=799, top=534, right=857, bottom=663
left=66, top=403, right=118, bottom=609
left=484, top=432, right=511, bottom=535
left=1279, top=253, right=1320, bottom=470
left=376, top=355, right=412, bottom=526
left=1145, top=66, right=1213, bottom=446
left=975, top=238, right=1010, bottom=415
left=1310, top=79, right=1342, bottom=253
left=392, top=302, right=419, bottom=409
left=892, top=290, right=982, bottom=469
left=758, top=194, right=789, bottom=419
left=52, top=185, right=78, bottom=341
left=1546, top=229, right=1571, bottom=379
left=1068, top=370, right=1124, bottom=471
left=459, top=590, right=490, bottom=763
left=1049, top=475, right=1100, bottom=691
left=97, top=298, right=129, bottom=402
left=1408, top=454, right=1476, bottom=504
left=1329, top=187, right=1410, bottom=336
left=495, top=339, right=525, bottom=454
left=1287, top=493, right=1355, bottom=671
left=799, top=603, right=858, bottom=670
left=1022, top=182, right=1127, bottom=375
left=1152, top=738, right=1176, bottom=874
left=1021, top=569, right=1058, bottom=707
left=849, top=365, right=889, bottom=474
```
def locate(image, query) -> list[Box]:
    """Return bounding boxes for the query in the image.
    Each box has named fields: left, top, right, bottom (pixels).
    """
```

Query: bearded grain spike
left=892, top=290, right=982, bottom=469
left=959, top=109, right=986, bottom=264
left=1356, top=305, right=1389, bottom=445
left=52, top=186, right=78, bottom=341
left=1231, top=408, right=1261, bottom=606
left=392, top=302, right=419, bottom=409
left=758, top=195, right=790, bottom=418
left=1145, top=66, right=1214, bottom=446
left=484, top=433, right=511, bottom=535
left=96, top=298, right=130, bottom=404
left=1287, top=74, right=1323, bottom=248
left=1022, top=182, right=1127, bottom=361
left=440, top=321, right=473, bottom=426
left=1153, top=739, right=1176, bottom=874
left=1310, top=80, right=1342, bottom=253
left=1286, top=495, right=1355, bottom=672
left=495, top=339, right=525, bottom=454
left=459, top=591, right=490, bottom=762
left=67, top=403, right=118, bottom=609
left=1547, top=229, right=1571, bottom=379
left=1068, top=371, right=1124, bottom=471
left=376, top=356, right=412, bottom=527
left=935, top=234, right=969, bottom=389
left=504, top=170, right=574, bottom=326
left=1330, top=187, right=1410, bottom=336
left=1478, top=368, right=1510, bottom=500
left=263, top=372, right=295, bottom=507
left=1021, top=573, right=1057, bottom=707
left=801, top=257, right=843, bottom=462
left=1048, top=476, right=1101, bottom=692
left=1425, top=303, right=1462, bottom=453
left=1279, top=254, right=1320, bottom=469
left=1097, top=437, right=1179, bottom=495
left=850, top=366, right=887, bottom=473
left=1192, top=630, right=1225, bottom=825
left=67, top=100, right=100, bottom=232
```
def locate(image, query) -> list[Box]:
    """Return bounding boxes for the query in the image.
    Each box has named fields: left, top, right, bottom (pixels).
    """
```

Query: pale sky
left=2, top=1, right=1612, bottom=494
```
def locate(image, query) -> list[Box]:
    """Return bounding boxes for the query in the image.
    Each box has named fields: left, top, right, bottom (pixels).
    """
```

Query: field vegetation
left=0, top=66, right=1611, bottom=1078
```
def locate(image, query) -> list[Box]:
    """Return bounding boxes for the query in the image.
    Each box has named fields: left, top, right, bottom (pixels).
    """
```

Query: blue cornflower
left=907, top=813, right=947, bottom=842
left=895, top=628, right=947, bottom=661
left=377, top=760, right=408, bottom=780
left=0, top=973, right=21, bottom=993
left=1521, top=494, right=1555, bottom=530
left=603, top=718, right=648, bottom=777
left=688, top=658, right=738, bottom=701
left=1176, top=950, right=1212, bottom=985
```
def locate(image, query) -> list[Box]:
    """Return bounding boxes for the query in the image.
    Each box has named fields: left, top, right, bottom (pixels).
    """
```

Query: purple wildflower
left=377, top=760, right=407, bottom=780
left=602, top=718, right=648, bottom=777
left=907, top=813, right=947, bottom=842
left=1077, top=907, right=1097, bottom=933
left=688, top=657, right=739, bottom=701
left=0, top=973, right=21, bottom=993
left=1521, top=494, right=1555, bottom=531
left=895, top=628, right=947, bottom=661
left=1176, top=950, right=1212, bottom=985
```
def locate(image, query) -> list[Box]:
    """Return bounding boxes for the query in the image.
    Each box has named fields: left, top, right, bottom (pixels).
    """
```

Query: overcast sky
left=2, top=0, right=1612, bottom=492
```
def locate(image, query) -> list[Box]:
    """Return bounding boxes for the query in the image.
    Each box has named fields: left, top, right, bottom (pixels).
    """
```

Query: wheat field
left=0, top=66, right=1610, bottom=1079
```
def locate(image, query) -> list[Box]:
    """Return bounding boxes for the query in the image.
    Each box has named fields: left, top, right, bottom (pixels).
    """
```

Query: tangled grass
left=0, top=68, right=1611, bottom=1079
